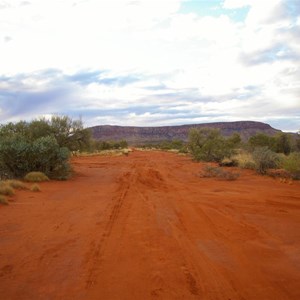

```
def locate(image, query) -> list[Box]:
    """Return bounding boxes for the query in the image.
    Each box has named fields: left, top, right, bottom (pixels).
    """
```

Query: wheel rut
left=85, top=171, right=133, bottom=289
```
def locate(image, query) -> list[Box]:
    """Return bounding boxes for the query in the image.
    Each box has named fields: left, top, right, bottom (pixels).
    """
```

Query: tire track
left=134, top=160, right=243, bottom=299
left=85, top=171, right=132, bottom=289
left=132, top=163, right=205, bottom=297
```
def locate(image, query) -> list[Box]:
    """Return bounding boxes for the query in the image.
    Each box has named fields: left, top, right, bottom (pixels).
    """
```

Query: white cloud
left=0, top=0, right=299, bottom=131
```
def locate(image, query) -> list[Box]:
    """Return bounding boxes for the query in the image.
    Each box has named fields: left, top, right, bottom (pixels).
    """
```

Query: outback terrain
left=0, top=150, right=300, bottom=299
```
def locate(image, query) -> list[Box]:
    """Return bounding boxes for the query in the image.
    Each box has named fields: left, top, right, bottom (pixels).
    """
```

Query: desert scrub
left=252, top=147, right=279, bottom=174
left=282, top=152, right=300, bottom=179
left=219, top=157, right=237, bottom=167
left=5, top=180, right=27, bottom=190
left=122, top=149, right=131, bottom=156
left=188, top=128, right=238, bottom=162
left=232, top=152, right=256, bottom=170
left=0, top=182, right=15, bottom=196
left=30, top=184, right=41, bottom=192
left=24, top=172, right=49, bottom=182
left=201, top=165, right=239, bottom=181
left=0, top=195, right=8, bottom=205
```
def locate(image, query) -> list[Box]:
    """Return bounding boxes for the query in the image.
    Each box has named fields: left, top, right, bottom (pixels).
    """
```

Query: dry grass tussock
left=30, top=184, right=41, bottom=192
left=0, top=181, right=17, bottom=205
left=232, top=152, right=256, bottom=170
left=77, top=149, right=132, bottom=157
left=0, top=195, right=8, bottom=205
left=0, top=179, right=42, bottom=205
left=0, top=182, right=15, bottom=196
left=5, top=180, right=27, bottom=190
left=24, top=172, right=49, bottom=182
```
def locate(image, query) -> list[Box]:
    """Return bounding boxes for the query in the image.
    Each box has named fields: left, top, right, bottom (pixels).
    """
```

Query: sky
left=0, top=0, right=299, bottom=131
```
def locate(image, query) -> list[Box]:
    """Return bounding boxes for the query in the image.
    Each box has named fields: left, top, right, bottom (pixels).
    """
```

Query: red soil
left=0, top=150, right=300, bottom=300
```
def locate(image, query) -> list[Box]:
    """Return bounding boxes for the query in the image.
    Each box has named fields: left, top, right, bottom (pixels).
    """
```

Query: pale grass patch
left=232, top=152, right=256, bottom=170
left=0, top=195, right=8, bottom=205
left=24, top=172, right=49, bottom=182
left=30, top=184, right=41, bottom=192
left=5, top=180, right=27, bottom=190
left=0, top=182, right=15, bottom=196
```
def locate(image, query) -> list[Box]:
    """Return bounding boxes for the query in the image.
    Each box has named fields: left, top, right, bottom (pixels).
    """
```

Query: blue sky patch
left=179, top=0, right=249, bottom=22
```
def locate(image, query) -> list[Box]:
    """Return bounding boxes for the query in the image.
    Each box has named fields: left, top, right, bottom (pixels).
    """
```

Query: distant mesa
left=89, top=121, right=281, bottom=145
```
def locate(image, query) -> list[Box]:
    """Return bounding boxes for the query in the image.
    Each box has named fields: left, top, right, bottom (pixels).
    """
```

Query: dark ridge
left=89, top=121, right=281, bottom=144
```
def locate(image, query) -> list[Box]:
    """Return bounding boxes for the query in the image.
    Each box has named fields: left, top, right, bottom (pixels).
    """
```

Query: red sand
left=1, top=150, right=300, bottom=299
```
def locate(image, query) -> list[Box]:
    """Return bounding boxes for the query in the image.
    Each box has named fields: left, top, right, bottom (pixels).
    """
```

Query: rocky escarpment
left=90, top=121, right=281, bottom=144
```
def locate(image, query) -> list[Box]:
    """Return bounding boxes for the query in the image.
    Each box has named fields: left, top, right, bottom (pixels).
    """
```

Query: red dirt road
left=1, top=151, right=300, bottom=300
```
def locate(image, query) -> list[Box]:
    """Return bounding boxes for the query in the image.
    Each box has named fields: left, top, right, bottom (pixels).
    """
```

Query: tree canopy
left=0, top=116, right=92, bottom=179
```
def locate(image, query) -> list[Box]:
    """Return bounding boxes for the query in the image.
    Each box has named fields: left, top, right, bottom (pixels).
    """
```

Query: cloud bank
left=0, top=0, right=299, bottom=131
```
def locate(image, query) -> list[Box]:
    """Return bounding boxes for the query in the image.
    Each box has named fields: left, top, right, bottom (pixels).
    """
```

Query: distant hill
left=89, top=121, right=281, bottom=144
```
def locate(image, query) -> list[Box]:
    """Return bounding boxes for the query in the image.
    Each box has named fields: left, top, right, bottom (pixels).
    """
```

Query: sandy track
left=1, top=151, right=300, bottom=299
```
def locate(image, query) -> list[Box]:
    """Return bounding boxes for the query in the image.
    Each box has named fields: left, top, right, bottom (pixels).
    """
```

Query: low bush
left=232, top=152, right=256, bottom=170
left=188, top=128, right=239, bottom=163
left=30, top=184, right=41, bottom=192
left=266, top=169, right=291, bottom=179
left=5, top=180, right=27, bottom=190
left=201, top=165, right=239, bottom=181
left=252, top=147, right=279, bottom=174
left=91, top=139, right=128, bottom=151
left=138, top=140, right=187, bottom=153
left=122, top=149, right=130, bottom=156
left=219, top=157, right=237, bottom=167
left=0, top=135, right=71, bottom=179
left=0, top=182, right=15, bottom=196
left=282, top=152, right=300, bottom=179
left=0, top=195, right=8, bottom=205
left=24, top=172, right=49, bottom=182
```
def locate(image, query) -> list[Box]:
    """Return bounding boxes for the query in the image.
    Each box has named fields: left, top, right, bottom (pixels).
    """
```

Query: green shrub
left=0, top=116, right=92, bottom=180
left=24, top=172, right=49, bottom=182
left=282, top=152, right=300, bottom=179
left=91, top=139, right=129, bottom=151
left=252, top=147, right=279, bottom=174
left=201, top=165, right=239, bottom=181
left=31, top=136, right=71, bottom=179
left=0, top=135, right=71, bottom=179
left=0, top=135, right=31, bottom=178
left=188, top=128, right=238, bottom=162
left=0, top=195, right=8, bottom=205
left=275, top=133, right=292, bottom=155
left=30, top=184, right=41, bottom=192
left=0, top=116, right=92, bottom=151
left=247, top=132, right=292, bottom=154
left=247, top=133, right=276, bottom=151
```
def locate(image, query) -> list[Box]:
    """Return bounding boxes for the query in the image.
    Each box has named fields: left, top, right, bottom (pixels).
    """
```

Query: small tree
left=291, top=130, right=300, bottom=152
left=248, top=133, right=276, bottom=151
left=227, top=133, right=241, bottom=148
left=50, top=116, right=91, bottom=151
left=28, top=118, right=52, bottom=140
left=275, top=133, right=291, bottom=155
left=0, top=121, right=29, bottom=139
left=0, top=116, right=92, bottom=152
left=188, top=128, right=237, bottom=162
